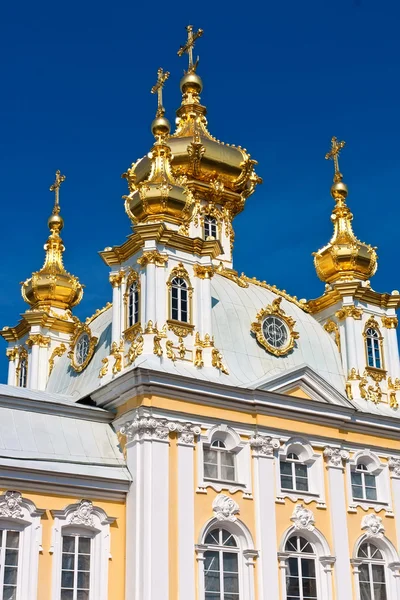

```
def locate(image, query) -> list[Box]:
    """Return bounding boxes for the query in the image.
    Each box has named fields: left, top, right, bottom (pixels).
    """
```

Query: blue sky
left=0, top=0, right=399, bottom=382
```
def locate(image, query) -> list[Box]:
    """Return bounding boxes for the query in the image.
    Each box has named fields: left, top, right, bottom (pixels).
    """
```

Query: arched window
left=204, top=528, right=239, bottom=600
left=280, top=453, right=308, bottom=492
left=351, top=463, right=377, bottom=501
left=18, top=357, right=28, bottom=388
left=204, top=440, right=235, bottom=482
left=0, top=528, right=20, bottom=599
left=204, top=216, right=217, bottom=240
left=365, top=327, right=383, bottom=369
left=127, top=281, right=140, bottom=328
left=357, top=542, right=387, bottom=600
left=285, top=535, right=318, bottom=600
left=171, top=277, right=189, bottom=323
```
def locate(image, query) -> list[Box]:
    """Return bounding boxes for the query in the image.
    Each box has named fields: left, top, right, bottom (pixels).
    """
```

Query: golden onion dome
left=21, top=171, right=83, bottom=310
left=313, top=138, right=377, bottom=284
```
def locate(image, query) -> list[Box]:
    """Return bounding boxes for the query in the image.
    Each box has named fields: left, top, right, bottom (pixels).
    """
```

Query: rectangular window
left=204, top=449, right=236, bottom=482
left=280, top=461, right=294, bottom=490
left=295, top=464, right=308, bottom=492
left=61, top=535, right=91, bottom=600
left=0, top=529, right=20, bottom=600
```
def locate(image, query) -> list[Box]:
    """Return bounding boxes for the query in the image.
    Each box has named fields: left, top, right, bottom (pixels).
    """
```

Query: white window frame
left=351, top=534, right=400, bottom=600
left=50, top=500, right=115, bottom=600
left=276, top=438, right=325, bottom=506
left=197, top=425, right=252, bottom=495
left=204, top=216, right=218, bottom=240
left=346, top=450, right=391, bottom=512
left=0, top=491, right=44, bottom=600
left=170, top=277, right=190, bottom=323
left=278, top=526, right=335, bottom=600
left=196, top=518, right=258, bottom=600
left=127, top=281, right=140, bottom=328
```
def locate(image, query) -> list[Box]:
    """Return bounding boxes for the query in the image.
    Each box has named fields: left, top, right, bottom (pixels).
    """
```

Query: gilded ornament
left=382, top=315, right=398, bottom=329
left=124, top=322, right=143, bottom=342
left=178, top=338, right=187, bottom=359
left=127, top=335, right=144, bottom=365
left=68, top=323, right=98, bottom=373
left=193, top=264, right=214, bottom=279
left=137, top=251, right=168, bottom=267
left=150, top=67, right=170, bottom=119
left=109, top=272, right=124, bottom=288
left=145, top=320, right=157, bottom=334
left=153, top=335, right=163, bottom=357
left=367, top=383, right=382, bottom=404
left=359, top=374, right=368, bottom=399
left=6, top=348, right=18, bottom=362
left=194, top=346, right=204, bottom=367
left=215, top=263, right=249, bottom=288
left=240, top=275, right=309, bottom=312
left=195, top=332, right=214, bottom=347
left=167, top=321, right=194, bottom=338
left=99, top=357, right=109, bottom=378
left=348, top=368, right=361, bottom=380
left=177, top=24, right=204, bottom=74
left=324, top=319, right=340, bottom=351
left=388, top=377, right=400, bottom=409
left=85, top=303, right=112, bottom=325
left=48, top=343, right=67, bottom=376
left=22, top=171, right=84, bottom=311
left=251, top=297, right=299, bottom=357
left=345, top=381, right=353, bottom=400
left=212, top=348, right=229, bottom=375
left=166, top=340, right=176, bottom=361
left=335, top=305, right=362, bottom=321
left=27, top=334, right=51, bottom=348
left=111, top=341, right=124, bottom=374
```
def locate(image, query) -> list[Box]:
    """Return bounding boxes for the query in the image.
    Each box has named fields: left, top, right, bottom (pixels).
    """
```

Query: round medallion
left=262, top=316, right=288, bottom=349
left=75, top=333, right=90, bottom=366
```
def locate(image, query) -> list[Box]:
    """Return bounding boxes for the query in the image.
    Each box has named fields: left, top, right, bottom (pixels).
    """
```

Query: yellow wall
left=0, top=489, right=125, bottom=600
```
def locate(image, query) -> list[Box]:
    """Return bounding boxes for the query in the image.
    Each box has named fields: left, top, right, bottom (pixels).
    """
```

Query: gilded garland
left=68, top=323, right=98, bottom=372
left=251, top=297, right=299, bottom=357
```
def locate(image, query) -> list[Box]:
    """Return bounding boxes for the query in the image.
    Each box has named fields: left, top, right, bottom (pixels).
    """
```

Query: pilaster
left=250, top=433, right=280, bottom=600
left=389, top=457, right=400, bottom=551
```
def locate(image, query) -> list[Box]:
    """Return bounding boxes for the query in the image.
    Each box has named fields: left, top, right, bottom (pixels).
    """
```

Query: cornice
left=308, top=281, right=400, bottom=314
left=1, top=309, right=76, bottom=341
left=99, top=222, right=223, bottom=266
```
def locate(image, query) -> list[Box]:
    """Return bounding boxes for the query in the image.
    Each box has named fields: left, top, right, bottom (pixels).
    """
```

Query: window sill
left=167, top=319, right=194, bottom=337
left=204, top=477, right=244, bottom=487
left=280, top=488, right=318, bottom=497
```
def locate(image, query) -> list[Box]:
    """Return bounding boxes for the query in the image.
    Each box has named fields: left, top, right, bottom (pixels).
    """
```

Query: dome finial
left=150, top=67, right=171, bottom=140
left=177, top=24, right=204, bottom=74
left=325, top=136, right=346, bottom=183
left=313, top=138, right=377, bottom=284
left=21, top=171, right=83, bottom=310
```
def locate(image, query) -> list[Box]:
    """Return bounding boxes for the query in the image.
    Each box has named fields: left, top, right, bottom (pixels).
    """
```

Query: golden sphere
left=48, top=213, right=64, bottom=231
left=151, top=116, right=171, bottom=138
left=180, top=72, right=203, bottom=94
left=330, top=181, right=348, bottom=200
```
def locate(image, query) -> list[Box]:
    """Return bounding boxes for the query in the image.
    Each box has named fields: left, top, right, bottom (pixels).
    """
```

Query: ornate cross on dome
left=151, top=68, right=170, bottom=118
left=177, top=24, right=204, bottom=73
left=49, top=170, right=66, bottom=214
left=325, top=136, right=346, bottom=182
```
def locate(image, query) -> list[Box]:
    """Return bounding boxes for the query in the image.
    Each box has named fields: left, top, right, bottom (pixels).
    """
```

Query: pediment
left=254, top=364, right=352, bottom=408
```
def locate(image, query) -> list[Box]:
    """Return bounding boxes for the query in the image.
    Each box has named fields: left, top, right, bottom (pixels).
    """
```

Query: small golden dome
left=151, top=115, right=171, bottom=139
left=21, top=172, right=83, bottom=310
left=180, top=72, right=203, bottom=94
left=314, top=138, right=377, bottom=284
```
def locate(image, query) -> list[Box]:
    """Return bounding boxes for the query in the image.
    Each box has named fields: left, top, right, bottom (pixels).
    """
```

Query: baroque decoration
left=291, top=504, right=315, bottom=531
left=323, top=446, right=350, bottom=468
left=120, top=416, right=201, bottom=443
left=251, top=297, right=299, bottom=356
left=212, top=494, right=240, bottom=522
left=361, top=514, right=385, bottom=538
left=69, top=500, right=95, bottom=527
left=249, top=434, right=280, bottom=456
left=0, top=491, right=24, bottom=519
left=68, top=322, right=98, bottom=372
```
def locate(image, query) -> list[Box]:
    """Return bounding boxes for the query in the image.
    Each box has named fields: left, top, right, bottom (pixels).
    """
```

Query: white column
left=323, top=447, right=353, bottom=600
left=7, top=351, right=17, bottom=385
left=29, top=343, right=39, bottom=389
left=111, top=278, right=121, bottom=344
left=389, top=458, right=400, bottom=551
left=156, top=265, right=166, bottom=327
left=345, top=316, right=357, bottom=372
left=121, top=415, right=170, bottom=600
left=177, top=424, right=200, bottom=600
left=146, top=263, right=156, bottom=325
left=120, top=277, right=127, bottom=339
left=250, top=434, right=280, bottom=600
left=37, top=345, right=49, bottom=390
left=385, top=327, right=400, bottom=379
left=202, top=276, right=212, bottom=336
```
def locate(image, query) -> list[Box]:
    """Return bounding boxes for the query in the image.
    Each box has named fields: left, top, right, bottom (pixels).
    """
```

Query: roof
left=46, top=273, right=345, bottom=398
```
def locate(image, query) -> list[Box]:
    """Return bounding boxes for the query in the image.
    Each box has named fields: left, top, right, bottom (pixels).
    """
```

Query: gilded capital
left=27, top=334, right=51, bottom=348
left=6, top=347, right=19, bottom=362
left=381, top=316, right=398, bottom=329
left=109, top=271, right=124, bottom=288
left=137, top=251, right=168, bottom=267
left=193, top=264, right=214, bottom=279
left=335, top=305, right=362, bottom=321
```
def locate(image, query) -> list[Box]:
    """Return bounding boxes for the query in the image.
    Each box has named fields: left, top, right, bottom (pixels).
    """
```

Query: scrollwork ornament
left=361, top=514, right=384, bottom=538
left=291, top=504, right=315, bottom=532
left=212, top=494, right=240, bottom=522
left=120, top=417, right=200, bottom=443
left=323, top=446, right=350, bottom=468
left=249, top=434, right=280, bottom=457
left=251, top=297, right=299, bottom=357
left=389, top=457, right=400, bottom=478
left=0, top=491, right=23, bottom=519
left=69, top=500, right=94, bottom=527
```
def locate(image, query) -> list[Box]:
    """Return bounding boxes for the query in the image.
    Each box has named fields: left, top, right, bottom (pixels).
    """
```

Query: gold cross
left=151, top=68, right=170, bottom=117
left=177, top=24, right=204, bottom=73
left=49, top=170, right=66, bottom=214
left=325, top=136, right=346, bottom=182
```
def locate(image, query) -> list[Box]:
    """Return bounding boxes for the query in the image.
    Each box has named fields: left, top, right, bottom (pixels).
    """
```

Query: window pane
left=359, top=582, right=372, bottom=600
left=5, top=549, right=19, bottom=566
left=63, top=536, right=75, bottom=553
left=61, top=591, right=74, bottom=600
left=359, top=564, right=370, bottom=583
left=77, top=592, right=90, bottom=600
left=280, top=461, right=293, bottom=475
left=366, top=486, right=377, bottom=501
left=205, top=574, right=220, bottom=592
left=301, top=558, right=316, bottom=578
left=295, top=478, right=309, bottom=492
left=281, top=475, right=294, bottom=490
left=221, top=465, right=235, bottom=481
left=78, top=554, right=91, bottom=571
left=224, top=575, right=239, bottom=593
left=6, top=532, right=20, bottom=549
left=78, top=537, right=91, bottom=554
left=204, top=463, right=218, bottom=479
left=221, top=452, right=234, bottom=467
left=352, top=484, right=364, bottom=499
left=372, top=564, right=386, bottom=583
left=351, top=472, right=362, bottom=485
left=62, top=553, right=75, bottom=570
left=222, top=530, right=237, bottom=547
left=364, top=474, right=376, bottom=487
left=223, top=553, right=238, bottom=573
left=4, top=568, right=18, bottom=585
left=373, top=583, right=387, bottom=600
left=77, top=571, right=90, bottom=589
left=204, top=450, right=218, bottom=464
left=287, top=557, right=299, bottom=576
left=295, top=464, right=307, bottom=477
left=3, top=588, right=18, bottom=600
left=286, top=576, right=300, bottom=596
left=302, top=577, right=317, bottom=598
left=61, top=570, right=74, bottom=588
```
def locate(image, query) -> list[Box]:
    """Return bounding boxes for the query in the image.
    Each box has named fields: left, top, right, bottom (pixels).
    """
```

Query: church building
left=1, top=24, right=400, bottom=600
